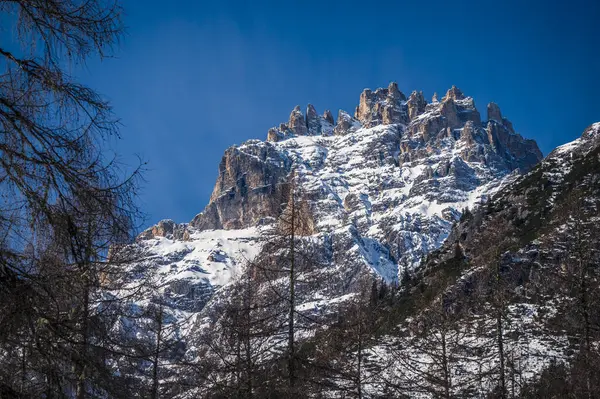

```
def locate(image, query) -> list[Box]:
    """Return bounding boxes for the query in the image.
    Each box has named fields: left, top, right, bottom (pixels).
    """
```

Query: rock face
left=334, top=110, right=361, bottom=136
left=267, top=127, right=280, bottom=142
left=485, top=118, right=542, bottom=172
left=439, top=97, right=460, bottom=129
left=191, top=143, right=292, bottom=230
left=137, top=219, right=189, bottom=241
left=407, top=91, right=427, bottom=120
left=266, top=105, right=335, bottom=142
left=323, top=109, right=334, bottom=125
left=443, top=85, right=465, bottom=101
left=487, top=102, right=503, bottom=122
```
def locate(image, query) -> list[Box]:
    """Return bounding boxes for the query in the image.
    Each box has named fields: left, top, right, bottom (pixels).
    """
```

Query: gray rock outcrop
left=407, top=91, right=427, bottom=120
left=355, top=82, right=408, bottom=127
left=288, top=105, right=308, bottom=136
left=190, top=143, right=292, bottom=230
left=487, top=102, right=503, bottom=123
left=334, top=110, right=361, bottom=135
left=306, top=104, right=321, bottom=135
left=323, top=110, right=334, bottom=125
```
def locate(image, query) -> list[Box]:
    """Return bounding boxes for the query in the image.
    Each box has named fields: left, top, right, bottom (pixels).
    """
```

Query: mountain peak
left=323, top=109, right=334, bottom=125
left=355, top=83, right=407, bottom=127
left=191, top=84, right=543, bottom=250
left=443, top=85, right=465, bottom=101
left=306, top=104, right=320, bottom=135
left=263, top=84, right=541, bottom=173
left=288, top=105, right=307, bottom=136
left=487, top=102, right=503, bottom=123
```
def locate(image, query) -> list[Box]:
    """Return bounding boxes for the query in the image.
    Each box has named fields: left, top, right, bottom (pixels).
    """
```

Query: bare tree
left=251, top=171, right=319, bottom=394
left=312, top=275, right=387, bottom=398
left=469, top=217, right=518, bottom=399
left=191, top=266, right=284, bottom=398
left=0, top=1, right=144, bottom=396
left=537, top=191, right=600, bottom=398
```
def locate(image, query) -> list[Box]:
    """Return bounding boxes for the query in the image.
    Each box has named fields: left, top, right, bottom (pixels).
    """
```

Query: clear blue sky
left=76, top=0, right=599, bottom=226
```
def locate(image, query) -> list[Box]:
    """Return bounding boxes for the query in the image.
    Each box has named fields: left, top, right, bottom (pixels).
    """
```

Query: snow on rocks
left=124, top=85, right=544, bottom=371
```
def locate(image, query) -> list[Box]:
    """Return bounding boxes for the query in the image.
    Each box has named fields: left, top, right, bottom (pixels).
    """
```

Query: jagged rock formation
left=333, top=110, right=360, bottom=136
left=190, top=144, right=292, bottom=230
left=443, top=84, right=465, bottom=101
left=138, top=219, right=189, bottom=241
left=288, top=105, right=307, bottom=136
left=487, top=101, right=503, bottom=122
left=131, top=83, right=543, bottom=322
left=323, top=109, right=334, bottom=125
left=407, top=90, right=427, bottom=120
left=354, top=82, right=408, bottom=127
left=267, top=105, right=335, bottom=142
left=193, top=84, right=540, bottom=237
left=306, top=104, right=320, bottom=135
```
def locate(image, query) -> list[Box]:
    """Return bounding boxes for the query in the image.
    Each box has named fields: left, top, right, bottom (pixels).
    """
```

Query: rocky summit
left=132, top=83, right=542, bottom=319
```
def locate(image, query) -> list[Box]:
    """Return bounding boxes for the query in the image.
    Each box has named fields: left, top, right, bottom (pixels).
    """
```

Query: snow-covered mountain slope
left=131, top=84, right=541, bottom=317
left=131, top=225, right=262, bottom=312
left=362, top=120, right=600, bottom=398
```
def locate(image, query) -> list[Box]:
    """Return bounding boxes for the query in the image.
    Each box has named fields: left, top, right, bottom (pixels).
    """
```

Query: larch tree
left=0, top=0, right=143, bottom=396
left=248, top=170, right=323, bottom=395
left=539, top=190, right=600, bottom=398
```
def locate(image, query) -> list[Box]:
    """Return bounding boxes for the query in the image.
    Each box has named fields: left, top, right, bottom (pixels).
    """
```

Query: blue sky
left=74, top=0, right=599, bottom=226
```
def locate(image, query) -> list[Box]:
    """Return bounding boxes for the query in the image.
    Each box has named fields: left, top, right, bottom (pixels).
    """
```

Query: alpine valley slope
left=129, top=83, right=542, bottom=325
left=358, top=121, right=600, bottom=398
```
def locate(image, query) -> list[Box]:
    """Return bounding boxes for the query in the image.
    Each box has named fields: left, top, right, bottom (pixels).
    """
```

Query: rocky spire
left=288, top=105, right=307, bottom=136
left=432, top=92, right=439, bottom=103
left=319, top=109, right=335, bottom=136
left=503, top=118, right=515, bottom=133
left=383, top=82, right=407, bottom=125
left=334, top=110, right=361, bottom=136
left=267, top=127, right=280, bottom=142
left=306, top=104, right=321, bottom=135
left=459, top=97, right=482, bottom=125
left=440, top=98, right=460, bottom=129
left=443, top=85, right=465, bottom=101
left=487, top=102, right=503, bottom=123
left=323, top=110, right=334, bottom=125
left=407, top=90, right=427, bottom=120
left=387, top=81, right=406, bottom=102
left=138, top=219, right=177, bottom=240
left=460, top=120, right=476, bottom=145
left=356, top=88, right=374, bottom=123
